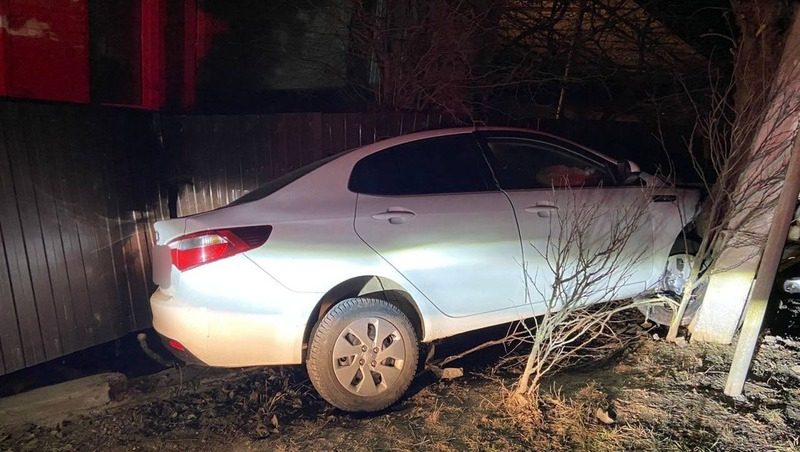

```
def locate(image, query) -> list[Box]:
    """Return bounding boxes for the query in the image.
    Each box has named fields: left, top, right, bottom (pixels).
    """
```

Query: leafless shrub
left=435, top=179, right=661, bottom=403
left=509, top=183, right=659, bottom=399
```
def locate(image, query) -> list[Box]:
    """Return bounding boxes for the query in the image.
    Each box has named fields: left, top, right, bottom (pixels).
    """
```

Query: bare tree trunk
left=555, top=0, right=587, bottom=119
left=690, top=3, right=800, bottom=343
left=665, top=268, right=697, bottom=342
left=730, top=0, right=787, bottom=123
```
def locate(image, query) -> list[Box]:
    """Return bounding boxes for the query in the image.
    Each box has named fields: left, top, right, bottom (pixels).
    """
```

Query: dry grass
left=425, top=398, right=445, bottom=425
left=2, top=329, right=799, bottom=451
left=502, top=382, right=662, bottom=451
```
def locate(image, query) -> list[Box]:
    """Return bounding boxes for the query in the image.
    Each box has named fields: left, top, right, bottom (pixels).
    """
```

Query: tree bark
left=730, top=0, right=787, bottom=123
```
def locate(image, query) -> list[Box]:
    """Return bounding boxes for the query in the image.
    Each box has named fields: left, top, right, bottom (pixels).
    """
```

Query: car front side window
left=482, top=138, right=615, bottom=190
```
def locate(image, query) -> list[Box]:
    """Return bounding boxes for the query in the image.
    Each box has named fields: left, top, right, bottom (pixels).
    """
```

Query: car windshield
left=229, top=149, right=351, bottom=206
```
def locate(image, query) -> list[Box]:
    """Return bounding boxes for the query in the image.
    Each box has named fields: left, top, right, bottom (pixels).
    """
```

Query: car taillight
left=168, top=226, right=272, bottom=271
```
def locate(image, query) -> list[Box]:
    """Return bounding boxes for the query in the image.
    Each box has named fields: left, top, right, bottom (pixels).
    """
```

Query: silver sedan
left=150, top=127, right=700, bottom=412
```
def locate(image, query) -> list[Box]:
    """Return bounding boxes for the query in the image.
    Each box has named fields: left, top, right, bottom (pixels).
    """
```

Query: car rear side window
left=484, top=138, right=614, bottom=190
left=349, top=135, right=494, bottom=195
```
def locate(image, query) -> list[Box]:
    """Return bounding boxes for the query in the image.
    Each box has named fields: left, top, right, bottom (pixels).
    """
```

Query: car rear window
left=229, top=150, right=348, bottom=206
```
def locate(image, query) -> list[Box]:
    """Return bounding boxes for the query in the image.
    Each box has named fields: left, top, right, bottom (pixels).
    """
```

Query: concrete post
left=725, top=135, right=800, bottom=396
left=690, top=248, right=759, bottom=343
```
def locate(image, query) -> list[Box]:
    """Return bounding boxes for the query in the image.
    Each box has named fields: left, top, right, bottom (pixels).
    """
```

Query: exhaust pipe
left=136, top=332, right=176, bottom=368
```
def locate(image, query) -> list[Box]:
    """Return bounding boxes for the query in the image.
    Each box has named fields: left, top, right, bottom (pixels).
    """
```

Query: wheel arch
left=302, top=275, right=425, bottom=360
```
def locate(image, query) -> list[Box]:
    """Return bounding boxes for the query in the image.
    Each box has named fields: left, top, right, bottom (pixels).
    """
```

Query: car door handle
left=371, top=208, right=416, bottom=224
left=652, top=195, right=677, bottom=203
left=524, top=204, right=559, bottom=213
left=525, top=203, right=558, bottom=217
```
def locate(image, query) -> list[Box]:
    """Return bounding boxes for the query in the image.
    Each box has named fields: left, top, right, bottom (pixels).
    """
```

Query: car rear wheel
left=306, top=297, right=419, bottom=412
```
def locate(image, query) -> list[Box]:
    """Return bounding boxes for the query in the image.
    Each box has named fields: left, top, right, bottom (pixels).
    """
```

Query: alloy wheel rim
left=663, top=253, right=693, bottom=295
left=332, top=317, right=406, bottom=396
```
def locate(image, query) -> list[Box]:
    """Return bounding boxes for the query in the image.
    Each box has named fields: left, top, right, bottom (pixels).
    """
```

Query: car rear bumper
left=158, top=334, right=207, bottom=365
left=150, top=288, right=308, bottom=367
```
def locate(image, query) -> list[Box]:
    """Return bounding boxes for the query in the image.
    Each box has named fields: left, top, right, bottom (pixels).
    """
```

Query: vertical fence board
left=346, top=113, right=363, bottom=148
left=129, top=210, right=153, bottom=331
left=0, top=123, right=25, bottom=372
left=9, top=106, right=61, bottom=359
left=306, top=113, right=324, bottom=163
left=28, top=111, right=78, bottom=354
left=251, top=116, right=270, bottom=189
left=0, top=105, right=47, bottom=367
left=107, top=202, right=133, bottom=332
left=15, top=106, right=64, bottom=359
left=48, top=117, right=95, bottom=352
left=0, top=223, right=22, bottom=374
left=323, top=113, right=346, bottom=155
left=74, top=112, right=121, bottom=343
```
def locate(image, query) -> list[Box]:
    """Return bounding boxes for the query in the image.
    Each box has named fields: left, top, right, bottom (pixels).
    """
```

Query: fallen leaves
left=428, top=366, right=464, bottom=380
left=594, top=407, right=615, bottom=425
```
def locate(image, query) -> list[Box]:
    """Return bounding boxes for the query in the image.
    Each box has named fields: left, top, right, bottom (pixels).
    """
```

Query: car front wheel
left=306, top=297, right=419, bottom=412
left=639, top=241, right=707, bottom=326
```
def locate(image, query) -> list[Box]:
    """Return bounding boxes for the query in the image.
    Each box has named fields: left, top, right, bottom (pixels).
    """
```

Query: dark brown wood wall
left=0, top=105, right=454, bottom=376
left=0, top=101, right=159, bottom=376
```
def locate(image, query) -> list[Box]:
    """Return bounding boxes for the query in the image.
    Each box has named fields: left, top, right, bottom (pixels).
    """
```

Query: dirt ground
left=1, top=325, right=799, bottom=452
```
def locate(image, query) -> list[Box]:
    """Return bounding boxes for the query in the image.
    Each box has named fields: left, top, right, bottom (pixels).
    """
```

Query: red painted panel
left=196, top=9, right=227, bottom=63
left=140, top=0, right=165, bottom=109
left=91, top=0, right=142, bottom=105
left=183, top=8, right=226, bottom=110
left=198, top=10, right=227, bottom=61
left=0, top=0, right=8, bottom=95
left=4, top=0, right=89, bottom=103
left=181, top=0, right=196, bottom=109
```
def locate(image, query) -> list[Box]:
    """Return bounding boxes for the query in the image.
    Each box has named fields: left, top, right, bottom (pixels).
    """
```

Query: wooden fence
left=0, top=101, right=669, bottom=376
left=0, top=105, right=465, bottom=375
left=0, top=101, right=156, bottom=375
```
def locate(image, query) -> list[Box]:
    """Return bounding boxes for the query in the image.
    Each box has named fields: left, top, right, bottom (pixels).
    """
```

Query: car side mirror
left=617, top=160, right=642, bottom=184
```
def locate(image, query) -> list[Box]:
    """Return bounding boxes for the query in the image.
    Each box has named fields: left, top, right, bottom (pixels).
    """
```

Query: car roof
left=361, top=127, right=619, bottom=165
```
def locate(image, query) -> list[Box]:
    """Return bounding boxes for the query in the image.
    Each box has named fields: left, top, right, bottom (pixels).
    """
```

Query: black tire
left=638, top=238, right=704, bottom=327
left=306, top=297, right=419, bottom=412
